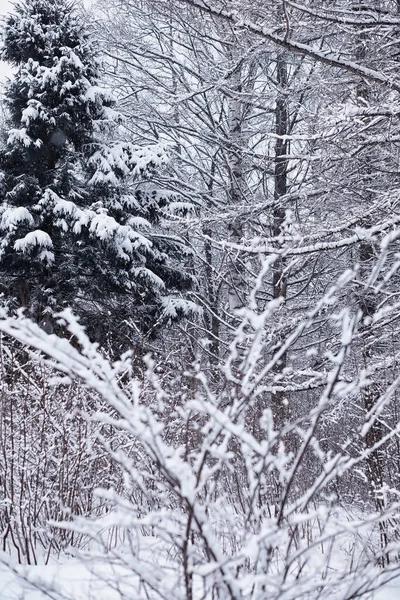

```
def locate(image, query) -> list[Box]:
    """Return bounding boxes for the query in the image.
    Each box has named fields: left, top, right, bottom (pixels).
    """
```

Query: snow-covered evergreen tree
left=0, top=0, right=192, bottom=340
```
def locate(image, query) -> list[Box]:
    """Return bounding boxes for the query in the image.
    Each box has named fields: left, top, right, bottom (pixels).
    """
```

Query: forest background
left=2, top=1, right=400, bottom=599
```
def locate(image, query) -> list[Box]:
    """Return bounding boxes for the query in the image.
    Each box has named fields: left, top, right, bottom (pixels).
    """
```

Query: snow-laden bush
left=1, top=248, right=400, bottom=599
left=0, top=336, right=127, bottom=564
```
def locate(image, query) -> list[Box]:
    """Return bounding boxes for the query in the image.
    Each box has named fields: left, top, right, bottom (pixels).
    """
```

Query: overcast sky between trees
left=0, top=0, right=13, bottom=81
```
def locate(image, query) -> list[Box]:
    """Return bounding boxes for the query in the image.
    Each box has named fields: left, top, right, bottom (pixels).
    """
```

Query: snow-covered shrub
left=1, top=249, right=400, bottom=598
left=0, top=334, right=128, bottom=564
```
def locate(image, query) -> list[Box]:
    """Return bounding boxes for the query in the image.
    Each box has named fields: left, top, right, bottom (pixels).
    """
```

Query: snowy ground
left=0, top=560, right=146, bottom=600
left=374, top=581, right=400, bottom=600
left=0, top=560, right=399, bottom=600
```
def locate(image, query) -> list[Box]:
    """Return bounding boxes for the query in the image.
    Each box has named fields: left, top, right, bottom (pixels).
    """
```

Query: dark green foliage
left=0, top=0, right=193, bottom=343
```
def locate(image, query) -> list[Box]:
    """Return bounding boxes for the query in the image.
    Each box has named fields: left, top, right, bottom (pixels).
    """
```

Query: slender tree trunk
left=271, top=52, right=289, bottom=428
left=203, top=155, right=220, bottom=364
left=353, top=2, right=387, bottom=549
left=226, top=62, right=247, bottom=312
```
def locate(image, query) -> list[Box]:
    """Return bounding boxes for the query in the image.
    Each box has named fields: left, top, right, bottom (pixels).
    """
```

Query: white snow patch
left=14, top=230, right=53, bottom=253
left=1, top=207, right=34, bottom=229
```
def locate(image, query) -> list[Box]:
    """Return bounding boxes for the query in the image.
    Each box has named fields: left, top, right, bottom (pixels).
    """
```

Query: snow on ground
left=0, top=560, right=145, bottom=600
left=1, top=560, right=400, bottom=600
left=374, top=579, right=400, bottom=600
